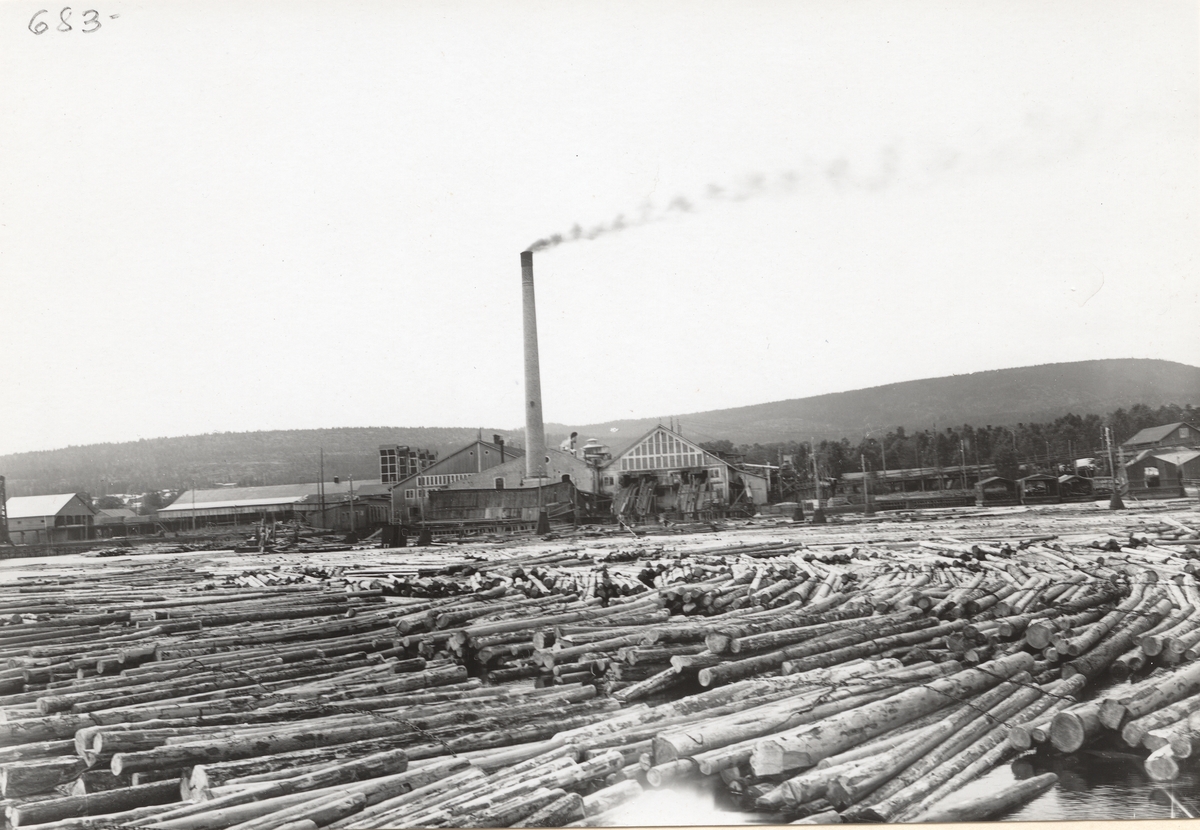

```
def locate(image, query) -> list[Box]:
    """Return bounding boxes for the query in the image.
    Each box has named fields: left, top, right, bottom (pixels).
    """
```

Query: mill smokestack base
left=521, top=250, right=547, bottom=479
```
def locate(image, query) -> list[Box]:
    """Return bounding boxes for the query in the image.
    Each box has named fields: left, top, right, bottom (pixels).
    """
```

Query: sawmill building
left=390, top=438, right=521, bottom=521
left=1120, top=422, right=1200, bottom=497
left=602, top=424, right=768, bottom=519
left=4, top=493, right=96, bottom=544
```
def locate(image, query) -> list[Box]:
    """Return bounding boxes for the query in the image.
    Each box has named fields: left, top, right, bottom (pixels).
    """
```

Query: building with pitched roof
left=390, top=439, right=522, bottom=521
left=601, top=423, right=768, bottom=520
left=5, top=493, right=97, bottom=544
left=1121, top=422, right=1200, bottom=452
left=157, top=481, right=387, bottom=531
left=1118, top=422, right=1200, bottom=497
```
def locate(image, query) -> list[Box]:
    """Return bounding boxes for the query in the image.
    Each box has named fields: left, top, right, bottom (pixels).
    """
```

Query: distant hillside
left=4, top=359, right=1197, bottom=498
left=548, top=359, right=1200, bottom=452
left=0, top=427, right=514, bottom=498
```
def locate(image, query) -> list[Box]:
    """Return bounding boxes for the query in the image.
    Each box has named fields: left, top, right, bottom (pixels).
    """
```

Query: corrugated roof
left=5, top=493, right=91, bottom=519
left=1149, top=450, right=1200, bottom=467
left=96, top=508, right=139, bottom=519
left=160, top=480, right=383, bottom=514
left=1122, top=422, right=1188, bottom=446
left=158, top=495, right=314, bottom=513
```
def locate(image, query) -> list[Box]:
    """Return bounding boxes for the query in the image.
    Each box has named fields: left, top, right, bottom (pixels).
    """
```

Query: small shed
left=1017, top=474, right=1062, bottom=505
left=975, top=476, right=1018, bottom=507
left=1124, top=451, right=1193, bottom=498
left=94, top=508, right=158, bottom=537
left=1057, top=474, right=1095, bottom=501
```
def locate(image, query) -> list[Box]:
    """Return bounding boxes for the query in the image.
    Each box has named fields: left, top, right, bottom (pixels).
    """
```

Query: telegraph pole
left=862, top=454, right=873, bottom=516
left=811, top=439, right=826, bottom=523
left=1106, top=426, right=1124, bottom=510
left=0, top=476, right=10, bottom=546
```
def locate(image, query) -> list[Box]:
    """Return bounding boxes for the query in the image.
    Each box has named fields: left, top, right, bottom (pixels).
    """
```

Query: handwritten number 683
left=29, top=8, right=103, bottom=33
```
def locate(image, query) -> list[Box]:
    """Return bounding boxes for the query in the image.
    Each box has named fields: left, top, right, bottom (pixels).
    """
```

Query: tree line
left=702, top=402, right=1200, bottom=484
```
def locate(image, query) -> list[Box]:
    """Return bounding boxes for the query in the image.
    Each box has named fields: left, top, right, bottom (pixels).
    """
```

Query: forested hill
left=3, top=359, right=1198, bottom=498
left=549, top=359, right=1200, bottom=452
left=0, top=427, right=510, bottom=498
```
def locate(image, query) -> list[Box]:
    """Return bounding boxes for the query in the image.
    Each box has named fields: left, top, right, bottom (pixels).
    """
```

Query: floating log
left=912, top=772, right=1057, bottom=823
left=750, top=652, right=1034, bottom=775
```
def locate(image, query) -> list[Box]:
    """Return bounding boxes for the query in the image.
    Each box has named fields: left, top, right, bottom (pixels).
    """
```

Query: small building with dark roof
left=1017, top=474, right=1062, bottom=505
left=975, top=476, right=1019, bottom=507
left=1121, top=422, right=1200, bottom=452
left=1057, top=474, right=1096, bottom=501
left=94, top=507, right=158, bottom=537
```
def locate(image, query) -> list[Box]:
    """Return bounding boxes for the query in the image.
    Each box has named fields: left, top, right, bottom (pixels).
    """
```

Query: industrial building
left=602, top=424, right=768, bottom=520
left=4, top=493, right=97, bottom=544
left=390, top=438, right=521, bottom=521
left=378, top=445, right=436, bottom=483
left=157, top=481, right=386, bottom=532
left=1119, top=421, right=1200, bottom=498
left=94, top=507, right=158, bottom=537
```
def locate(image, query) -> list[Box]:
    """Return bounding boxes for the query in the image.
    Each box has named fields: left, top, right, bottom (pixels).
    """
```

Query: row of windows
left=620, top=453, right=705, bottom=471
left=604, top=469, right=722, bottom=485
left=631, top=434, right=699, bottom=457
left=417, top=473, right=473, bottom=487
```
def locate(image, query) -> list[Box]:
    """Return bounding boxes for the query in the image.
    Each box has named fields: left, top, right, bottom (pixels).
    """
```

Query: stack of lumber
left=3, top=505, right=1200, bottom=826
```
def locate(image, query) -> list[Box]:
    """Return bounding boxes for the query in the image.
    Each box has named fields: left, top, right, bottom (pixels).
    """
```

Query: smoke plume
left=525, top=147, right=899, bottom=253
left=524, top=108, right=1094, bottom=253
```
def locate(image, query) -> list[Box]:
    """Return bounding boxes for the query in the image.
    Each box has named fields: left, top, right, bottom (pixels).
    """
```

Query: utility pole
left=1106, top=426, right=1124, bottom=510
left=811, top=439, right=826, bottom=523
left=319, top=448, right=325, bottom=530
left=862, top=454, right=873, bottom=516
left=0, top=476, right=10, bottom=546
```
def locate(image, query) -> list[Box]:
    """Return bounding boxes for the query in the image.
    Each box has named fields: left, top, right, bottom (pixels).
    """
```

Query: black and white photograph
left=1, top=0, right=1199, bottom=826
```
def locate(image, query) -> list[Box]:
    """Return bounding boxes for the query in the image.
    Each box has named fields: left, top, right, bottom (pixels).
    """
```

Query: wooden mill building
left=4, top=493, right=97, bottom=544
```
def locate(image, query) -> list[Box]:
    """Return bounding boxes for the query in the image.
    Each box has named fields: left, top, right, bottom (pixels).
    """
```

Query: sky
left=1, top=0, right=1196, bottom=456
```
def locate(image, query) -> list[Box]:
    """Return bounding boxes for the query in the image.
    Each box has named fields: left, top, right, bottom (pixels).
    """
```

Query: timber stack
left=1, top=505, right=1199, bottom=827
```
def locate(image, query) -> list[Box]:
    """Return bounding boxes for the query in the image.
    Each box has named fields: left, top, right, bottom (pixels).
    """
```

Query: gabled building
left=1124, top=448, right=1200, bottom=496
left=600, top=424, right=768, bottom=519
left=1119, top=422, right=1200, bottom=498
left=5, top=493, right=97, bottom=544
left=94, top=507, right=158, bottom=537
left=1122, top=422, right=1200, bottom=452
left=391, top=439, right=522, bottom=521
left=158, top=483, right=320, bottom=528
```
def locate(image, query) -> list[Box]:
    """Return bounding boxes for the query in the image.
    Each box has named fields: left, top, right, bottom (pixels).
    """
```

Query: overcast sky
left=1, top=0, right=1196, bottom=456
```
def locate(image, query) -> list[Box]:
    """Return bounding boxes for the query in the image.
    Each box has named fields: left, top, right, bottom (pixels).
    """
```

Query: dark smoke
left=525, top=147, right=901, bottom=253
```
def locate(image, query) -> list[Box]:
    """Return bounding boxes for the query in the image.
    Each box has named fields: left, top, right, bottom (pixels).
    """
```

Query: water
left=604, top=747, right=1200, bottom=825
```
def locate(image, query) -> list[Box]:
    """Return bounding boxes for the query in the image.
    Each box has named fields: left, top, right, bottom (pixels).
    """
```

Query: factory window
left=604, top=476, right=614, bottom=485
left=1183, top=427, right=1191, bottom=438
left=404, top=489, right=415, bottom=499
left=711, top=469, right=721, bottom=479
left=495, top=478, right=505, bottom=490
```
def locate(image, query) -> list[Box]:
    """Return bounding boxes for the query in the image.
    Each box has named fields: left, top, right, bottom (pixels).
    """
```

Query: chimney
left=521, top=251, right=547, bottom=480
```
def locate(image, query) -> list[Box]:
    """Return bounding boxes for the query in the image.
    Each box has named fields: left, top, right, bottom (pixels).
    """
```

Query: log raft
left=4, top=507, right=1200, bottom=826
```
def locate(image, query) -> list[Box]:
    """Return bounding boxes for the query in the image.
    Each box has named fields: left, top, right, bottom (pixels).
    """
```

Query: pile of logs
left=2, top=507, right=1200, bottom=827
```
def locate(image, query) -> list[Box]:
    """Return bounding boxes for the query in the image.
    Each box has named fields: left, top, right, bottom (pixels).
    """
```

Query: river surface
left=604, top=748, right=1200, bottom=825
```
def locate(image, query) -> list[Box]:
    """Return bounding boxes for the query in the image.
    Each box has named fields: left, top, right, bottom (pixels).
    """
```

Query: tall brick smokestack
left=521, top=251, right=547, bottom=480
